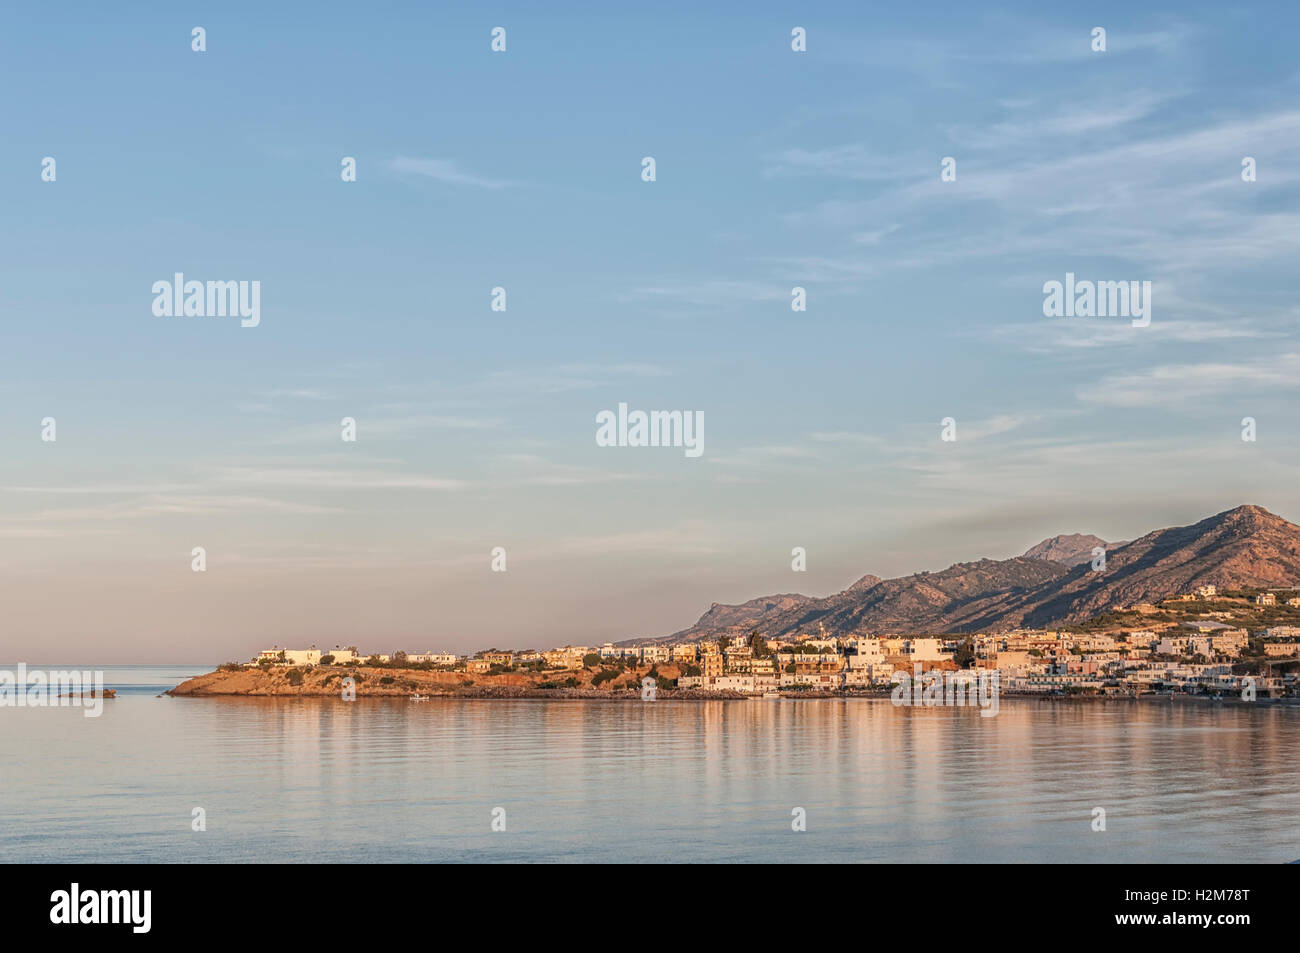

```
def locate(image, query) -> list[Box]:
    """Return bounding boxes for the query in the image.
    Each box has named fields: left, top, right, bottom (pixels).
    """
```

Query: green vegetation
left=952, top=640, right=975, bottom=669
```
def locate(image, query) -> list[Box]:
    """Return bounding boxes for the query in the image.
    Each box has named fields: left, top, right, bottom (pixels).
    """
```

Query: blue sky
left=3, top=2, right=1300, bottom=661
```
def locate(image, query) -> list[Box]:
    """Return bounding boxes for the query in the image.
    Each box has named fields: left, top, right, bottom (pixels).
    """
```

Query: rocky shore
left=167, top=663, right=755, bottom=700
left=168, top=665, right=1295, bottom=704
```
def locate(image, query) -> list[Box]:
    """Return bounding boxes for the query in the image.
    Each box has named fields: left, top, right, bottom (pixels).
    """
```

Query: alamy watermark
left=891, top=665, right=999, bottom=717
left=596, top=403, right=703, bottom=457
left=152, top=273, right=261, bottom=327
left=50, top=883, right=150, bottom=933
left=1042, top=272, right=1151, bottom=327
left=0, top=664, right=106, bottom=717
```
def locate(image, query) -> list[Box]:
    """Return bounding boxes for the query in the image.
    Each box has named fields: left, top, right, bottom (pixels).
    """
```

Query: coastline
left=166, top=665, right=1299, bottom=705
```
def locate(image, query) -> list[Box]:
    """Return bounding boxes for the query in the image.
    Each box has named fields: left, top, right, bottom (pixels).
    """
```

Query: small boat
left=762, top=691, right=782, bottom=699
left=410, top=694, right=429, bottom=702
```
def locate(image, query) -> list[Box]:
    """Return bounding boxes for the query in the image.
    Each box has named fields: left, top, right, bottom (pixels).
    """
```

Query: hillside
left=658, top=505, right=1300, bottom=639
left=1023, top=533, right=1114, bottom=566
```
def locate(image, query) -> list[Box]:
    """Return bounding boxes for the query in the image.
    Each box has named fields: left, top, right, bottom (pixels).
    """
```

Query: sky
left=3, top=1, right=1299, bottom=662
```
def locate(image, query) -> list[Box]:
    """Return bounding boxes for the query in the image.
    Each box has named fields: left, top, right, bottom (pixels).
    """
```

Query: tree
left=952, top=640, right=975, bottom=669
left=319, top=654, right=335, bottom=665
left=583, top=653, right=602, bottom=668
left=392, top=651, right=408, bottom=665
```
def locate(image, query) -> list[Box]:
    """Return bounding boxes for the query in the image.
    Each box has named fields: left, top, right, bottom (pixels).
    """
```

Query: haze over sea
left=2, top=666, right=1297, bottom=863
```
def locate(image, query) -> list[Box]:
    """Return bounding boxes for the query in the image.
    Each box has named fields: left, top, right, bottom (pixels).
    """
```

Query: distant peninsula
left=167, top=660, right=758, bottom=700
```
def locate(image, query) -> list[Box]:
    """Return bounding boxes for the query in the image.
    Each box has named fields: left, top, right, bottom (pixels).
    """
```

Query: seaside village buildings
left=252, top=588, right=1300, bottom=698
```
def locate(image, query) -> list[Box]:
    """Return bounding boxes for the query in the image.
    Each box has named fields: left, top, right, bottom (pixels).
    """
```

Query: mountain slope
left=683, top=592, right=817, bottom=632
left=1023, top=533, right=1112, bottom=566
left=659, top=505, right=1300, bottom=640
left=990, top=504, right=1300, bottom=630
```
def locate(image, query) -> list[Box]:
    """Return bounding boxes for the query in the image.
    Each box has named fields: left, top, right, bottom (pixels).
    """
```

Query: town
left=246, top=586, right=1300, bottom=699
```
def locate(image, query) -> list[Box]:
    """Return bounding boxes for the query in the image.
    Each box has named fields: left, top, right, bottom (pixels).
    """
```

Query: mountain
left=658, top=505, right=1300, bottom=640
left=640, top=576, right=885, bottom=646
left=990, top=503, right=1300, bottom=630
left=1023, top=533, right=1114, bottom=566
left=684, top=593, right=817, bottom=631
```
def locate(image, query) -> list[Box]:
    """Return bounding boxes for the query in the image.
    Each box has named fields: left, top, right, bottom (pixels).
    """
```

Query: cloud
left=4, top=495, right=340, bottom=522
left=618, top=281, right=788, bottom=307
left=989, top=317, right=1274, bottom=353
left=254, top=415, right=502, bottom=445
left=475, top=363, right=673, bottom=396
left=1077, top=353, right=1300, bottom=407
left=762, top=144, right=910, bottom=181
left=956, top=414, right=1040, bottom=440
left=258, top=388, right=330, bottom=401
left=490, top=454, right=643, bottom=487
left=810, top=431, right=888, bottom=447
left=388, top=156, right=515, bottom=189
left=777, top=108, right=1300, bottom=283
left=214, top=466, right=470, bottom=491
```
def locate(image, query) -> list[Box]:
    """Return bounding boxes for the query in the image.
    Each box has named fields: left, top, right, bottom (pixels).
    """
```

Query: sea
left=1, top=665, right=1297, bottom=863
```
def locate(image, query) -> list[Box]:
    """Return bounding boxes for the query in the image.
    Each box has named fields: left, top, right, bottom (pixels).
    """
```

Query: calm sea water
left=2, top=665, right=1297, bottom=863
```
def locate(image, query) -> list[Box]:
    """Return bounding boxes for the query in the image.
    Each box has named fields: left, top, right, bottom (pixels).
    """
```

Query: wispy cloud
left=955, top=414, right=1040, bottom=441
left=490, top=453, right=642, bottom=487
left=1078, top=353, right=1300, bottom=407
left=213, top=466, right=471, bottom=492
left=388, top=156, right=516, bottom=189
left=618, top=281, right=788, bottom=307
left=253, top=414, right=502, bottom=445
left=989, top=317, right=1276, bottom=353
left=777, top=108, right=1300, bottom=282
left=475, top=363, right=673, bottom=396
